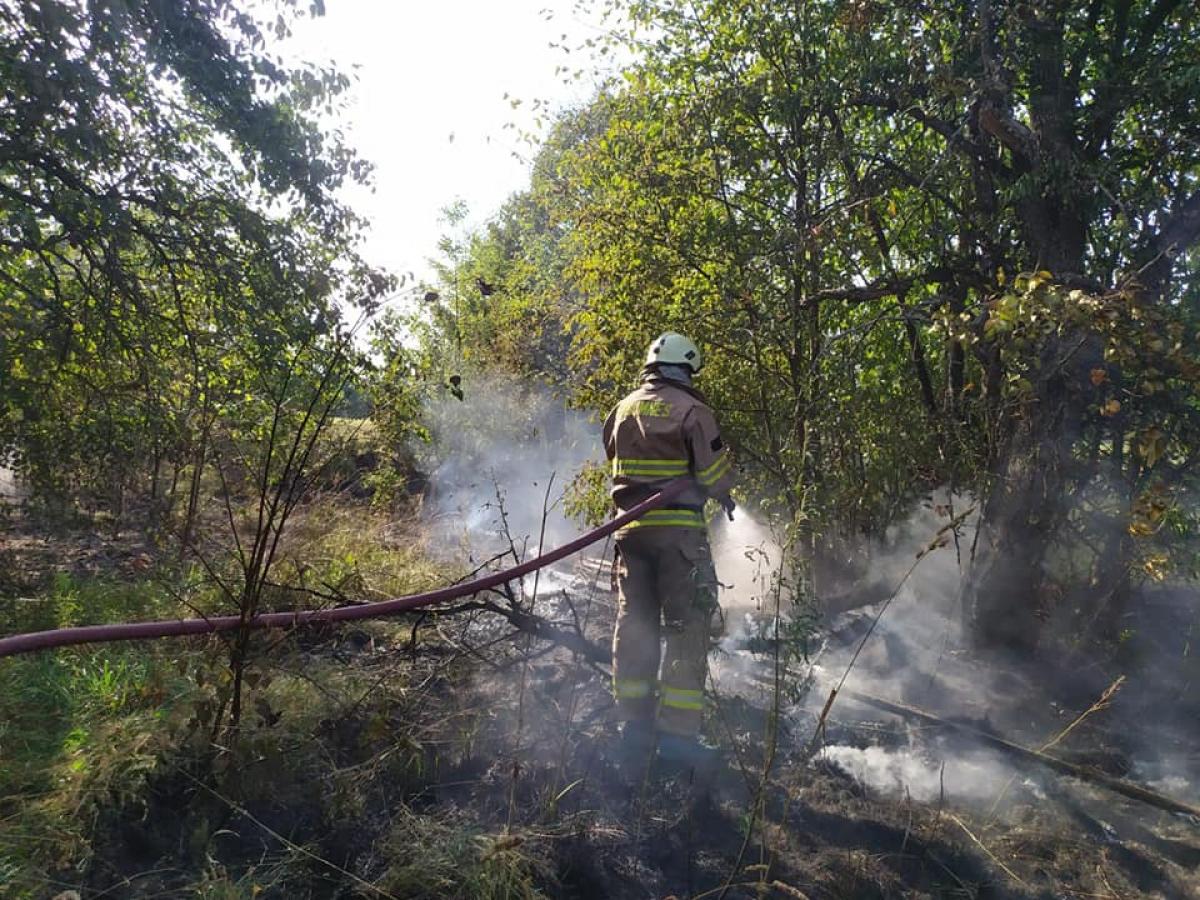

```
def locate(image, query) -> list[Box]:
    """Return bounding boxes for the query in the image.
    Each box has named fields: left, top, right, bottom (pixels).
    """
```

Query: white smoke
left=0, top=462, right=25, bottom=505
left=705, top=489, right=1043, bottom=806
left=412, top=384, right=1199, bottom=814
left=707, top=489, right=1200, bottom=817
left=801, top=495, right=1036, bottom=811
left=820, top=743, right=1025, bottom=805
left=416, top=372, right=602, bottom=566
left=710, top=511, right=782, bottom=612
left=417, top=375, right=787, bottom=592
left=708, top=490, right=982, bottom=708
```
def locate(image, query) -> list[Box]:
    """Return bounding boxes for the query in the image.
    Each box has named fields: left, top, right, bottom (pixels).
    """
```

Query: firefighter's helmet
left=645, top=332, right=702, bottom=373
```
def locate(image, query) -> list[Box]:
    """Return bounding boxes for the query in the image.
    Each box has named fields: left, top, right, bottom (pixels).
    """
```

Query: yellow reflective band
left=698, top=453, right=731, bottom=486
left=613, top=458, right=689, bottom=477
left=660, top=687, right=705, bottom=711
left=620, top=520, right=705, bottom=530
left=614, top=679, right=652, bottom=699
left=614, top=457, right=689, bottom=470
left=619, top=508, right=706, bottom=530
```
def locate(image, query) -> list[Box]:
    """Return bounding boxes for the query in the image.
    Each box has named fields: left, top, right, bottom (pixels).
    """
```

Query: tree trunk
left=180, top=414, right=212, bottom=558
left=963, top=343, right=1077, bottom=650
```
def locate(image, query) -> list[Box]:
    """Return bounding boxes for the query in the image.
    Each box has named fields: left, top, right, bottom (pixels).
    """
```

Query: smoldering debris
left=407, top=377, right=1200, bottom=823
left=820, top=743, right=1024, bottom=805
left=710, top=491, right=984, bottom=716
left=1140, top=759, right=1200, bottom=806
left=709, top=489, right=1200, bottom=822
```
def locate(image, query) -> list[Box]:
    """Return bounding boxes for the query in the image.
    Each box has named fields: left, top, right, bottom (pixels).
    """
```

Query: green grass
left=2, top=571, right=173, bottom=634
left=0, top=573, right=197, bottom=894
left=0, top=497, right=461, bottom=897
left=277, top=497, right=451, bottom=604
left=0, top=574, right=189, bottom=788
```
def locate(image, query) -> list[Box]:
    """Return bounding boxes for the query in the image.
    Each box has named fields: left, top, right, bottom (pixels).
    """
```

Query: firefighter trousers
left=611, top=526, right=719, bottom=736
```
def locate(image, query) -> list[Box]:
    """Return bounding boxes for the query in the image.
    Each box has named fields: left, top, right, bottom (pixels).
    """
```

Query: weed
left=376, top=806, right=553, bottom=900
left=0, top=572, right=202, bottom=892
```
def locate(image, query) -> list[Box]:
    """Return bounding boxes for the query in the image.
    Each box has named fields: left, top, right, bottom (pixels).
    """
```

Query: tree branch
left=977, top=105, right=1039, bottom=167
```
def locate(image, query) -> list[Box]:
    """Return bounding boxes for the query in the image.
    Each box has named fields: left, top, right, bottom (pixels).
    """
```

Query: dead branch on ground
left=843, top=689, right=1200, bottom=820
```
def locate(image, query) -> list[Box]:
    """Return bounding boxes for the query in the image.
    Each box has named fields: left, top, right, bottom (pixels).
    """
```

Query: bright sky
left=277, top=0, right=621, bottom=294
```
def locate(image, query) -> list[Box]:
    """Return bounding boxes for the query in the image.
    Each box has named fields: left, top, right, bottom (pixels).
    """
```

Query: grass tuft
left=376, top=807, right=553, bottom=900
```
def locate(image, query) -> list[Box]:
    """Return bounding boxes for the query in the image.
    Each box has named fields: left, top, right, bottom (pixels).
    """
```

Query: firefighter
left=603, top=332, right=735, bottom=766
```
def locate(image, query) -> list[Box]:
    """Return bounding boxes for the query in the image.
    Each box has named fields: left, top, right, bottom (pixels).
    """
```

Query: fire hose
left=0, top=479, right=692, bottom=659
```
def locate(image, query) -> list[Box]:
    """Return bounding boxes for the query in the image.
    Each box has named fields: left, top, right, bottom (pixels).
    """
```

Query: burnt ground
left=4, top=496, right=1197, bottom=900
left=55, top=561, right=1199, bottom=900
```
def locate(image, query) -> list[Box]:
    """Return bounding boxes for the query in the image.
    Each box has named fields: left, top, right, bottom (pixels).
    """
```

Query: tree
left=0, top=0, right=390, bottom=525
left=422, top=0, right=1200, bottom=645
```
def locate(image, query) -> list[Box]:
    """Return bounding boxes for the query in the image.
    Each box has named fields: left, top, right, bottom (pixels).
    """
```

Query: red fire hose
left=0, top=479, right=691, bottom=659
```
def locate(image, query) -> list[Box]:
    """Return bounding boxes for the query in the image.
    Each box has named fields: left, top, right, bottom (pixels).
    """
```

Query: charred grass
left=2, top=501, right=1199, bottom=898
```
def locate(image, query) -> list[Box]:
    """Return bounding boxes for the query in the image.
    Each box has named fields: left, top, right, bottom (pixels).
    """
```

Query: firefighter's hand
left=708, top=605, right=727, bottom=641
left=720, top=495, right=736, bottom=521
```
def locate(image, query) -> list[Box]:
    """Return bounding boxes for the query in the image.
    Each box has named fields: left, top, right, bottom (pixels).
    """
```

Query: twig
left=507, top=473, right=555, bottom=831
left=1042, top=676, right=1125, bottom=754
left=948, top=813, right=1029, bottom=889
left=986, top=675, right=1125, bottom=820
left=549, top=532, right=611, bottom=813
left=437, top=597, right=610, bottom=666
left=768, top=882, right=811, bottom=900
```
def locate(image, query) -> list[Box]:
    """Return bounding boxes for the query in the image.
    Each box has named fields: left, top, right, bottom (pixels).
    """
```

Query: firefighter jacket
left=602, top=370, right=734, bottom=529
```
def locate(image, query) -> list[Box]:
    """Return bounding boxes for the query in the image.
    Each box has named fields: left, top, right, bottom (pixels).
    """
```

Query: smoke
left=804, top=495, right=1049, bottom=808
left=410, top=381, right=1199, bottom=813
left=708, top=488, right=1200, bottom=816
left=416, top=373, right=789, bottom=597
left=415, top=372, right=602, bottom=565
left=820, top=743, right=1024, bottom=805
left=710, top=511, right=782, bottom=612
left=709, top=489, right=983, bottom=709
left=824, top=491, right=980, bottom=711
left=0, top=463, right=24, bottom=505
left=707, top=490, right=1046, bottom=806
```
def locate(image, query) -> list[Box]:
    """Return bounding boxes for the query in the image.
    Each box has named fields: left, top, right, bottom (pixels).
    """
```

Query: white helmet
left=645, top=332, right=702, bottom=373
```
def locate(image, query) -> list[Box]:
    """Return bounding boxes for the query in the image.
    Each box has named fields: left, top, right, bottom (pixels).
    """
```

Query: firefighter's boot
left=615, top=719, right=655, bottom=774
left=655, top=734, right=721, bottom=801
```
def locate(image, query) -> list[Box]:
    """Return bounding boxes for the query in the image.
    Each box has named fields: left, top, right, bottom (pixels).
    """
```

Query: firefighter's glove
left=720, top=495, right=736, bottom=521
left=708, top=605, right=727, bottom=641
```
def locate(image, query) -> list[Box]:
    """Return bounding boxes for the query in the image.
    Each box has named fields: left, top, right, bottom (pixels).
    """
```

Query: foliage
left=951, top=273, right=1200, bottom=589
left=0, top=0, right=392, bottom=528
left=563, top=460, right=611, bottom=528
left=399, top=0, right=1200, bottom=641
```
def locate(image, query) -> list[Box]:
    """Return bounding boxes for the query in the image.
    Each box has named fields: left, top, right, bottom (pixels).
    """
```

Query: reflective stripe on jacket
left=602, top=371, right=735, bottom=523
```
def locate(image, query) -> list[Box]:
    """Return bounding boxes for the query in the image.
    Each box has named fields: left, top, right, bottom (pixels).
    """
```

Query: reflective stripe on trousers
left=614, top=677, right=652, bottom=700
left=660, top=685, right=704, bottom=711
left=611, top=527, right=717, bottom=737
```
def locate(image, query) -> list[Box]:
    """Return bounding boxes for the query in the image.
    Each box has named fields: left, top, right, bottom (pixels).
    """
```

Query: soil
left=6, top=512, right=1198, bottom=899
